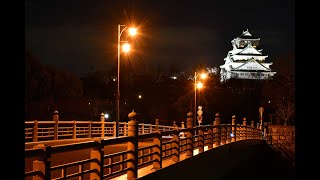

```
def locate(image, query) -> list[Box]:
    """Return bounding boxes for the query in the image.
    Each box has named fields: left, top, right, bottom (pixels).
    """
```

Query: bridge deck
left=111, top=144, right=217, bottom=180
left=138, top=140, right=295, bottom=180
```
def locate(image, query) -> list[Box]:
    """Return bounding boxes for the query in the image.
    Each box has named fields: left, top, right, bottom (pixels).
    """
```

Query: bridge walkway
left=138, top=140, right=295, bottom=180
left=112, top=144, right=220, bottom=180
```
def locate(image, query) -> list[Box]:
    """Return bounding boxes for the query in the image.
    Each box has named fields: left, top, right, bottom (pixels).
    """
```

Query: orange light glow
left=128, top=28, right=137, bottom=36
left=122, top=43, right=131, bottom=52
left=200, top=73, right=207, bottom=79
left=196, top=82, right=203, bottom=89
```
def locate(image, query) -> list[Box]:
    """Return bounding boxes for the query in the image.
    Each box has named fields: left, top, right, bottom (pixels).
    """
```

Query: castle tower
left=219, top=29, right=276, bottom=82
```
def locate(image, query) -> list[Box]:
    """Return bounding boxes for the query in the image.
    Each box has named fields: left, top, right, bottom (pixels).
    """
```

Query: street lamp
left=194, top=71, right=207, bottom=126
left=116, top=24, right=137, bottom=137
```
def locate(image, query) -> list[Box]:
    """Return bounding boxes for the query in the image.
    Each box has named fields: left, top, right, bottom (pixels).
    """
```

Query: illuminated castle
left=219, top=29, right=276, bottom=82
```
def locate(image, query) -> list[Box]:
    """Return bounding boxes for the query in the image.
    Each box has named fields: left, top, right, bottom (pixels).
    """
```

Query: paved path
left=26, top=139, right=295, bottom=180
left=139, top=140, right=295, bottom=180
left=111, top=145, right=216, bottom=180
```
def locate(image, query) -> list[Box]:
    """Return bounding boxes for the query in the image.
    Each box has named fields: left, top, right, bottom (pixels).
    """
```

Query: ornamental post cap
left=259, top=107, right=264, bottom=113
left=215, top=113, right=220, bottom=117
left=128, top=110, right=137, bottom=119
left=187, top=111, right=193, bottom=117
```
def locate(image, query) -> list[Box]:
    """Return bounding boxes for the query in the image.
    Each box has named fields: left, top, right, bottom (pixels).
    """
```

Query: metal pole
left=116, top=24, right=121, bottom=137
left=194, top=71, right=197, bottom=127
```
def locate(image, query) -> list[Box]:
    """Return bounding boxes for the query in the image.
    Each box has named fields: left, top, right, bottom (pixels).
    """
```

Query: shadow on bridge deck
left=139, top=140, right=295, bottom=180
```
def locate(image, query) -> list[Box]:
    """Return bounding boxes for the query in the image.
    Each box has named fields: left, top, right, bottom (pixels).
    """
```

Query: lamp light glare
left=122, top=43, right=131, bottom=52
left=128, top=28, right=137, bottom=36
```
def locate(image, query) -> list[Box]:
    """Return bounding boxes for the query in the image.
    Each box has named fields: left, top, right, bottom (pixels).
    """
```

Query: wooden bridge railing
left=25, top=111, right=176, bottom=143
left=25, top=110, right=263, bottom=180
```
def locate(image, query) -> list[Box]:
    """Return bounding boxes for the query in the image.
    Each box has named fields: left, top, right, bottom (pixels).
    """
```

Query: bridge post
left=113, top=122, right=117, bottom=137
left=181, top=121, right=185, bottom=137
left=127, top=110, right=138, bottom=179
left=251, top=120, right=254, bottom=139
left=226, top=125, right=231, bottom=143
left=231, top=115, right=236, bottom=142
left=33, top=144, right=51, bottom=180
left=221, top=125, right=226, bottom=145
left=172, top=125, right=180, bottom=162
left=207, top=125, right=213, bottom=149
left=88, top=121, right=92, bottom=138
left=90, top=139, right=103, bottom=180
left=243, top=117, right=247, bottom=140
left=53, top=110, right=59, bottom=140
left=152, top=129, right=162, bottom=170
left=33, top=120, right=38, bottom=142
left=251, top=120, right=254, bottom=127
left=155, top=119, right=159, bottom=130
left=124, top=122, right=127, bottom=136
left=100, top=113, right=105, bottom=138
left=186, top=111, right=194, bottom=157
left=141, top=123, right=145, bottom=134
left=214, top=113, right=221, bottom=147
left=198, top=126, right=204, bottom=153
left=72, top=120, right=76, bottom=139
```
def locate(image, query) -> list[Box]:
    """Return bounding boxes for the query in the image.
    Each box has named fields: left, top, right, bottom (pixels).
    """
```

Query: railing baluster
left=62, top=167, right=66, bottom=178
left=79, top=164, right=83, bottom=180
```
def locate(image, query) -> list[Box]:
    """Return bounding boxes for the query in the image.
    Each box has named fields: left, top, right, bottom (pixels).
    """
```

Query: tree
left=275, top=101, right=295, bottom=126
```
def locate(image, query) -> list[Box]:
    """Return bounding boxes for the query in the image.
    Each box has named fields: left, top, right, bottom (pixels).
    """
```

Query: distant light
left=113, top=78, right=116, bottom=81
left=138, top=95, right=142, bottom=99
left=171, top=76, right=177, bottom=80
left=88, top=103, right=91, bottom=105
left=268, top=100, right=270, bottom=103
left=124, top=102, right=127, bottom=105
left=104, top=113, right=109, bottom=119
left=230, top=133, right=235, bottom=137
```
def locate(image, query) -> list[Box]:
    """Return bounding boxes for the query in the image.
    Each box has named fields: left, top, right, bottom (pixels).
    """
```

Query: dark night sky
left=25, top=0, right=295, bottom=76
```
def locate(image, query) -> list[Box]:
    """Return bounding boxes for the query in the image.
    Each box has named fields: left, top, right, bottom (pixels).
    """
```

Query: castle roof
left=233, top=58, right=270, bottom=71
left=238, top=29, right=259, bottom=40
left=236, top=42, right=262, bottom=55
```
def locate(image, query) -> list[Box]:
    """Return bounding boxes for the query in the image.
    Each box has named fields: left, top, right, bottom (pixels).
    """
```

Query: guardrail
left=25, top=111, right=176, bottom=143
left=25, top=111, right=263, bottom=180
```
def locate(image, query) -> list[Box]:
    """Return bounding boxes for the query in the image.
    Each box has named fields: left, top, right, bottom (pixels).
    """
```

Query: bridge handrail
left=25, top=120, right=176, bottom=143
left=25, top=112, right=264, bottom=180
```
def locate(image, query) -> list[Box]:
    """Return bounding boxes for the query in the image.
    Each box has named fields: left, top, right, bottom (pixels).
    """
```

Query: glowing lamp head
left=122, top=43, right=131, bottom=53
left=196, top=82, right=203, bottom=89
left=128, top=28, right=137, bottom=36
left=200, top=73, right=207, bottom=79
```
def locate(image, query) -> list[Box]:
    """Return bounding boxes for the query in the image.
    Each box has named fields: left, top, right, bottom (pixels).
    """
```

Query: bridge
left=25, top=110, right=295, bottom=180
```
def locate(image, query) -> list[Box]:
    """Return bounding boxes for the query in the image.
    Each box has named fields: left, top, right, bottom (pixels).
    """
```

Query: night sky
left=25, top=0, right=295, bottom=76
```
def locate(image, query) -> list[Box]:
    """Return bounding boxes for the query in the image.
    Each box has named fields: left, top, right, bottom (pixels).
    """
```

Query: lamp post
left=116, top=24, right=137, bottom=137
left=194, top=71, right=207, bottom=127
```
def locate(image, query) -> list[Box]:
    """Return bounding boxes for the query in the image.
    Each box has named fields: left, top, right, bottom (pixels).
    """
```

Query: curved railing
left=25, top=116, right=263, bottom=180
